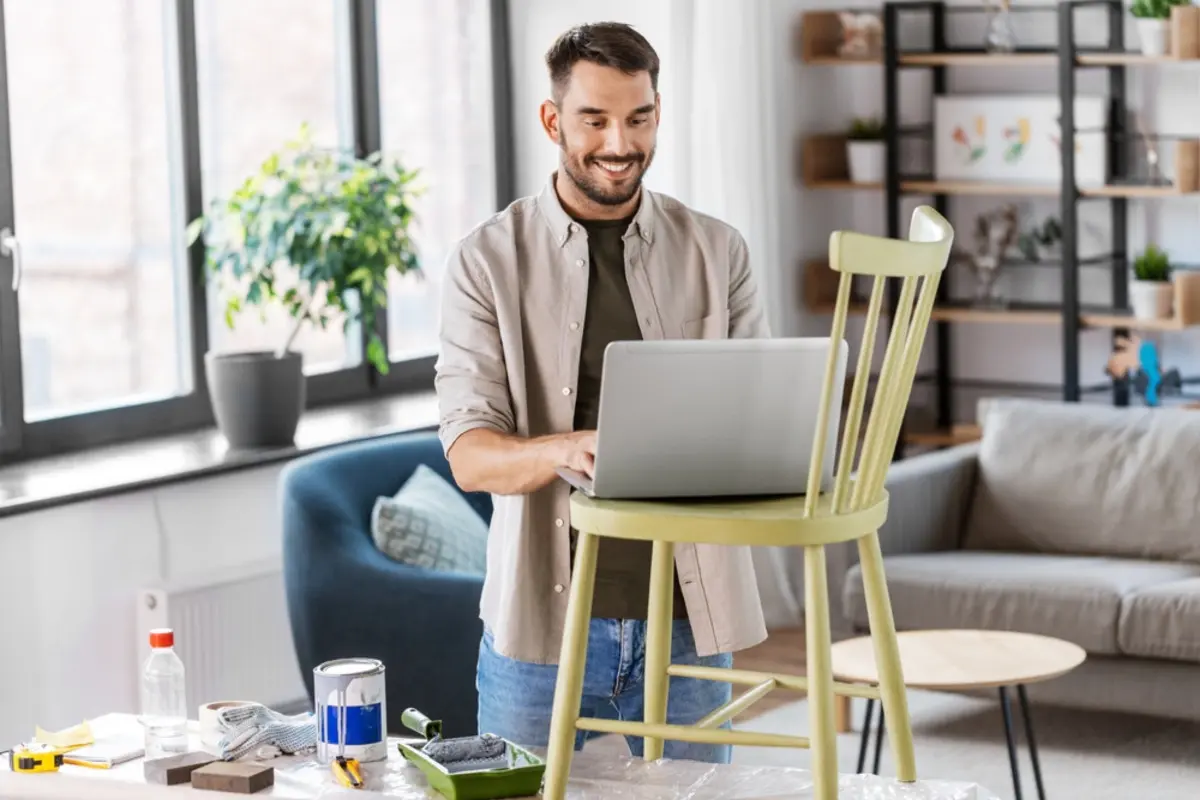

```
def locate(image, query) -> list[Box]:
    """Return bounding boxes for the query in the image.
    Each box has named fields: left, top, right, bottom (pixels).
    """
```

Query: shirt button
left=570, top=322, right=580, bottom=331
left=562, top=387, right=572, bottom=396
left=575, top=259, right=585, bottom=267
left=555, top=518, right=564, bottom=527
left=554, top=584, right=565, bottom=594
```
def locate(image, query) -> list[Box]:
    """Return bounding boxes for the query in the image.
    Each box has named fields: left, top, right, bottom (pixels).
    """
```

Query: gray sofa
left=833, top=397, right=1200, bottom=721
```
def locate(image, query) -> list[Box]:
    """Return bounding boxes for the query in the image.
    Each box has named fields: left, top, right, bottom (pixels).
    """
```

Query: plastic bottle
left=140, top=628, right=188, bottom=759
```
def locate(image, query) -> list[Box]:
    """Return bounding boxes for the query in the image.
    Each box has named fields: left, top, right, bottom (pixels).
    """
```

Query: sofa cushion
left=842, top=551, right=1200, bottom=655
left=1118, top=578, right=1200, bottom=663
left=371, top=464, right=488, bottom=575
left=962, top=399, right=1200, bottom=563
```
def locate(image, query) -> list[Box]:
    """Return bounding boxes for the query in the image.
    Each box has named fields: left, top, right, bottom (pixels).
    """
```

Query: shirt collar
left=537, top=171, right=656, bottom=248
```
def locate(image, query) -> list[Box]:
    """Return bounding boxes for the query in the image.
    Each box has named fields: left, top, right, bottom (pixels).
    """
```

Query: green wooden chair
left=542, top=205, right=955, bottom=800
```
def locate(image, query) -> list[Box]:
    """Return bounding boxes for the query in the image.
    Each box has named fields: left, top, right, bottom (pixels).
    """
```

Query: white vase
left=846, top=140, right=885, bottom=184
left=1129, top=279, right=1174, bottom=319
left=1136, top=18, right=1169, bottom=56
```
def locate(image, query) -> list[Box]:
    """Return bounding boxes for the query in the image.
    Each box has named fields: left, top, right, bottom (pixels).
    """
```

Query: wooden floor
left=731, top=627, right=807, bottom=720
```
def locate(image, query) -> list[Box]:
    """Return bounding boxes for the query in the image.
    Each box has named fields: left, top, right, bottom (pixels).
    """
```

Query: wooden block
left=1171, top=6, right=1200, bottom=59
left=144, top=751, right=219, bottom=785
left=801, top=134, right=850, bottom=185
left=1175, top=140, right=1199, bottom=193
left=191, top=761, right=275, bottom=794
left=1173, top=271, right=1200, bottom=326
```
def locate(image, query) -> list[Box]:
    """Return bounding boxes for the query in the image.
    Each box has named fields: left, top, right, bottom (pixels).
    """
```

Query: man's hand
left=447, top=428, right=598, bottom=496
left=554, top=430, right=597, bottom=478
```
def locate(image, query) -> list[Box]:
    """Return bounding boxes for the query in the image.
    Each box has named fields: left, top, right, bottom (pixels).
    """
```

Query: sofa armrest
left=827, top=442, right=979, bottom=637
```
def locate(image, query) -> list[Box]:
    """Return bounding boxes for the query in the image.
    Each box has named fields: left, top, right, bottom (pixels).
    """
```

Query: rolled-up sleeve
left=434, top=243, right=515, bottom=455
left=728, top=231, right=771, bottom=339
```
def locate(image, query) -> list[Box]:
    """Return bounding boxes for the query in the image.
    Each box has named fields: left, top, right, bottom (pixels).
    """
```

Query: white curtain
left=666, top=0, right=802, bottom=629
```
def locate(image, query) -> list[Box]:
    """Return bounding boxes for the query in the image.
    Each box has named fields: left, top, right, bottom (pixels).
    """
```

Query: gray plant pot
left=205, top=350, right=305, bottom=449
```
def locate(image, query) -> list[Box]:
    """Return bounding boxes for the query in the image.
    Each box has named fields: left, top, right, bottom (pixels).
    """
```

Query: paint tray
left=396, top=708, right=546, bottom=800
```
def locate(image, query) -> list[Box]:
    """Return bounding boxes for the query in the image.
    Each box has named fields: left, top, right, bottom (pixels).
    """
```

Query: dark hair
left=545, top=22, right=660, bottom=101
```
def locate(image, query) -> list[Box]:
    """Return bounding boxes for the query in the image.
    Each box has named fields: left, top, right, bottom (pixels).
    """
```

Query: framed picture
left=934, top=94, right=1107, bottom=186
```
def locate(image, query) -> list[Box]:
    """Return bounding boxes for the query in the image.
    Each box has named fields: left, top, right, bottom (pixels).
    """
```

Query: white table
left=1, top=713, right=1000, bottom=799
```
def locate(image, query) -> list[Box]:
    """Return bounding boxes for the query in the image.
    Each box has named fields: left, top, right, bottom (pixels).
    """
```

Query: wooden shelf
left=806, top=55, right=880, bottom=66
left=901, top=180, right=1059, bottom=196
left=900, top=52, right=1055, bottom=67
left=900, top=180, right=1200, bottom=198
left=809, top=180, right=883, bottom=191
left=800, top=134, right=883, bottom=189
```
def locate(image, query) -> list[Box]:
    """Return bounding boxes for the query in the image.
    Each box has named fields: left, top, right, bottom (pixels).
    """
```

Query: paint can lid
left=149, top=628, right=174, bottom=648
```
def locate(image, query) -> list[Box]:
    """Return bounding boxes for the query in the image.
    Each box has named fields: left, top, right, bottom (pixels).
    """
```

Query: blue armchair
left=280, top=430, right=491, bottom=737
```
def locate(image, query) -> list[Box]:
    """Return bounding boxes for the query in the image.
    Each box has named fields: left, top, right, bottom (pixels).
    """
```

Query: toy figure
left=838, top=13, right=882, bottom=59
left=1105, top=334, right=1182, bottom=406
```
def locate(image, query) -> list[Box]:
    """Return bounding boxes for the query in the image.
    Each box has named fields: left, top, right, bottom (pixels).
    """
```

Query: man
left=434, top=21, right=769, bottom=763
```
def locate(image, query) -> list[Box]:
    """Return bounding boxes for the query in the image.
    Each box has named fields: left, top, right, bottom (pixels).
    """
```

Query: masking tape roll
left=198, top=701, right=255, bottom=752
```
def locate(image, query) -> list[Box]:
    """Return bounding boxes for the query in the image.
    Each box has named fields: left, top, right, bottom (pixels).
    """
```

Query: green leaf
left=367, top=335, right=388, bottom=374
left=186, top=217, right=205, bottom=246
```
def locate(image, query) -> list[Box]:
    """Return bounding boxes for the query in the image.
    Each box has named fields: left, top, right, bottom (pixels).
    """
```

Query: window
left=194, top=0, right=357, bottom=376
left=377, top=0, right=498, bottom=362
left=6, top=1, right=186, bottom=420
left=0, top=0, right=512, bottom=462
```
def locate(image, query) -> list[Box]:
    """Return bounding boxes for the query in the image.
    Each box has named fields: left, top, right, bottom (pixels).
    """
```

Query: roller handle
left=400, top=708, right=442, bottom=740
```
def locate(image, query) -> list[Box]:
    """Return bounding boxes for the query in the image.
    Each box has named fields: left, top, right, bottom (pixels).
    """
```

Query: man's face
left=544, top=61, right=659, bottom=207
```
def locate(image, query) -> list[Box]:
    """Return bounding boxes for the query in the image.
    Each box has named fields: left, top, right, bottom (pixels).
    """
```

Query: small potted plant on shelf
left=1130, top=243, right=1174, bottom=320
left=846, top=117, right=885, bottom=184
left=187, top=123, right=422, bottom=449
left=1130, top=0, right=1189, bottom=56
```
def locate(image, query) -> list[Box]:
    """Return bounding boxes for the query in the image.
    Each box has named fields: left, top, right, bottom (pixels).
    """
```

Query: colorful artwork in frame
left=934, top=95, right=1107, bottom=186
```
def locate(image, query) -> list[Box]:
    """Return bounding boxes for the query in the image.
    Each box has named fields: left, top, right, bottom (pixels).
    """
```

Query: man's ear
left=655, top=92, right=662, bottom=124
left=540, top=99, right=561, bottom=144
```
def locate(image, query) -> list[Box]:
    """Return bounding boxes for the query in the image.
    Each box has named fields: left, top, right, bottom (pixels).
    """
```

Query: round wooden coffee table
left=830, top=629, right=1087, bottom=800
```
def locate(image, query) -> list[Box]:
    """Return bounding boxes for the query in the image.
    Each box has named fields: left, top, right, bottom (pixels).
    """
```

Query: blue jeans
left=476, top=619, right=734, bottom=763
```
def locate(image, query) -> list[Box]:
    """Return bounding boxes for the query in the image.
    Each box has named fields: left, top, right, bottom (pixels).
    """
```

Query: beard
left=559, top=138, right=655, bottom=207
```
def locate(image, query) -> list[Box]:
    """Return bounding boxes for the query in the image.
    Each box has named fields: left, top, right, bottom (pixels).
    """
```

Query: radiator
left=137, top=560, right=309, bottom=715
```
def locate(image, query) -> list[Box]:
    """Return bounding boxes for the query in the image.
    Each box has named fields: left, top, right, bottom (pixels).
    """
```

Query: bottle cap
left=149, top=628, right=174, bottom=648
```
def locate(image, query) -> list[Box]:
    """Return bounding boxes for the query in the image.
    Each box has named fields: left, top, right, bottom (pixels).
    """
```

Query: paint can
left=314, top=657, right=387, bottom=763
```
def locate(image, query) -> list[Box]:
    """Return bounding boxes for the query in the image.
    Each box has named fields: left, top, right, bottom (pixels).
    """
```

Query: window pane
left=195, top=0, right=357, bottom=375
left=377, top=0, right=497, bottom=361
left=7, top=1, right=187, bottom=420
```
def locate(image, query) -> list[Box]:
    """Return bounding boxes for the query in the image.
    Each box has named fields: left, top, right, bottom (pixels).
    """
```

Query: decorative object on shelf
left=1130, top=244, right=1174, bottom=320
left=1129, top=0, right=1189, bottom=57
left=846, top=117, right=885, bottom=183
left=1015, top=215, right=1062, bottom=263
left=983, top=0, right=1017, bottom=53
left=934, top=95, right=1107, bottom=186
left=1105, top=334, right=1182, bottom=407
left=838, top=12, right=883, bottom=60
left=187, top=123, right=423, bottom=449
left=1170, top=4, right=1200, bottom=58
left=957, top=204, right=1018, bottom=308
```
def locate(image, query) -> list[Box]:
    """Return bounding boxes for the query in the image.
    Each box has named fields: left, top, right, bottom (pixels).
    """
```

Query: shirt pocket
left=681, top=309, right=727, bottom=339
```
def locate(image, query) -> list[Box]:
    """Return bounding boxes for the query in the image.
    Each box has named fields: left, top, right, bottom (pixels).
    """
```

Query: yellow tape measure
left=6, top=743, right=66, bottom=773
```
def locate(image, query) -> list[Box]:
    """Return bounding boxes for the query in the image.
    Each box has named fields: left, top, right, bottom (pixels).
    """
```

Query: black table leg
left=1017, top=685, right=1047, bottom=800
left=856, top=698, right=875, bottom=773
left=872, top=706, right=886, bottom=775
left=999, top=686, right=1024, bottom=800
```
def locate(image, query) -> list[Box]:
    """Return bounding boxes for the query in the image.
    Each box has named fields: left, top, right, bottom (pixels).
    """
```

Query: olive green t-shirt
left=570, top=213, right=688, bottom=620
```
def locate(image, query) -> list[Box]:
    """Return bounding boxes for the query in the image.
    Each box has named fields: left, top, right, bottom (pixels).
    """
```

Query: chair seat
left=568, top=489, right=889, bottom=547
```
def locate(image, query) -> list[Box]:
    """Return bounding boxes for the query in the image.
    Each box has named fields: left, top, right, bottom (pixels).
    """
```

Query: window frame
left=0, top=0, right=515, bottom=462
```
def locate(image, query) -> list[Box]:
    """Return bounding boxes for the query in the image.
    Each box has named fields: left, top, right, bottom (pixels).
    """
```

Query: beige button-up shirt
left=434, top=172, right=770, bottom=664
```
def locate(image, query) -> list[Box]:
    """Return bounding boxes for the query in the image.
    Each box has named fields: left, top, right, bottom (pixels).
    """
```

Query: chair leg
left=643, top=539, right=675, bottom=761
left=804, top=544, right=838, bottom=800
left=543, top=532, right=600, bottom=800
left=857, top=530, right=916, bottom=783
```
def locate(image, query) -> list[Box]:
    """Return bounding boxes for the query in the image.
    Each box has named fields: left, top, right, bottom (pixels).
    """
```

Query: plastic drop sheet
left=271, top=748, right=1002, bottom=800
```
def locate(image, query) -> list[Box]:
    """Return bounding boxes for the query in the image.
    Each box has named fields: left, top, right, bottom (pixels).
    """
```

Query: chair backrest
left=803, top=205, right=954, bottom=517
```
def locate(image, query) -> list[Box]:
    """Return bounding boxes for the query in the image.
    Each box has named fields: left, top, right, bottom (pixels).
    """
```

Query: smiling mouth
left=593, top=160, right=636, bottom=178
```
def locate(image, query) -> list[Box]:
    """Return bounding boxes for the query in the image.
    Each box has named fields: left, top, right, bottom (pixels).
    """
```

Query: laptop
left=556, top=337, right=848, bottom=500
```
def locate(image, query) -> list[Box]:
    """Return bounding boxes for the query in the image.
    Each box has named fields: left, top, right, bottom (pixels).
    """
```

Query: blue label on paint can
left=322, top=703, right=383, bottom=746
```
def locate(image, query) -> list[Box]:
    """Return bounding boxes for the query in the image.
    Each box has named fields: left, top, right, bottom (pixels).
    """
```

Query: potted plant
left=846, top=117, right=885, bottom=184
left=187, top=124, right=422, bottom=449
left=1130, top=0, right=1188, bottom=56
left=1130, top=244, right=1174, bottom=320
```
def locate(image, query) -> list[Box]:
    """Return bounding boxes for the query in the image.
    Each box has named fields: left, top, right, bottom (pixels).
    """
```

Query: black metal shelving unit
left=880, top=0, right=1188, bottom=433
